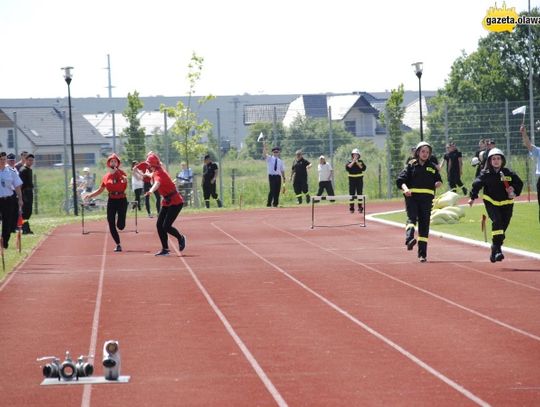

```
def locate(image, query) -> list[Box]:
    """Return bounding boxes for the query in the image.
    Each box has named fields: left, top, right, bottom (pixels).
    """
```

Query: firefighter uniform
left=469, top=149, right=523, bottom=262
left=397, top=146, right=442, bottom=262
left=346, top=149, right=366, bottom=213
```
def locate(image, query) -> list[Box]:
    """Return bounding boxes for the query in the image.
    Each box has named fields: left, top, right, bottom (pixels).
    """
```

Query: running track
left=0, top=202, right=539, bottom=406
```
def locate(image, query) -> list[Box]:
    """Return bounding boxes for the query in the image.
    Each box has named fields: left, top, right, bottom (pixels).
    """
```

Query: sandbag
left=443, top=206, right=465, bottom=218
left=433, top=191, right=460, bottom=209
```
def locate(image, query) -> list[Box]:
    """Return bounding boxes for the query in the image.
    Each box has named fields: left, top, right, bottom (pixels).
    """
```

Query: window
left=344, top=121, right=356, bottom=135
left=7, top=130, right=14, bottom=148
left=35, top=154, right=62, bottom=167
left=74, top=153, right=95, bottom=165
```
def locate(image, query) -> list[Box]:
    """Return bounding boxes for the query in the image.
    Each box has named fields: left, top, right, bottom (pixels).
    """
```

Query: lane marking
left=268, top=222, right=540, bottom=343
left=175, top=251, right=288, bottom=407
left=81, top=231, right=109, bottom=407
left=212, top=222, right=491, bottom=407
left=176, top=245, right=287, bottom=405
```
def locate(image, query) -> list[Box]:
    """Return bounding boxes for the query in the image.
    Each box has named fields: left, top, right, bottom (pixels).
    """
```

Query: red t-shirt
left=101, top=170, right=128, bottom=199
left=152, top=168, right=183, bottom=206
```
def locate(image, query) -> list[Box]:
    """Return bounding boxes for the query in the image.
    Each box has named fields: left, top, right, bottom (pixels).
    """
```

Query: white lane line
left=177, top=253, right=288, bottom=407
left=211, top=223, right=491, bottom=407
left=269, top=222, right=540, bottom=343
left=453, top=262, right=540, bottom=292
left=81, top=231, right=109, bottom=407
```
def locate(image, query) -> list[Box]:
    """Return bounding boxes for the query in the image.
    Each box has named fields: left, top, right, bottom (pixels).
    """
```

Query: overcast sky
left=0, top=0, right=534, bottom=99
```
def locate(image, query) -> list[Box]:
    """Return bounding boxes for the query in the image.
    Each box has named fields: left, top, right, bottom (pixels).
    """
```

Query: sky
left=0, top=0, right=535, bottom=99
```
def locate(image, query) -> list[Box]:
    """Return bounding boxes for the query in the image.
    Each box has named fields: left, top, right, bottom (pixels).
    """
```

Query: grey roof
left=243, top=103, right=289, bottom=124
left=0, top=107, right=107, bottom=147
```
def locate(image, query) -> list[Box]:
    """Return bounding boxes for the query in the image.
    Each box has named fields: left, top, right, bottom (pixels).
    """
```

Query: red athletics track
left=0, top=201, right=539, bottom=406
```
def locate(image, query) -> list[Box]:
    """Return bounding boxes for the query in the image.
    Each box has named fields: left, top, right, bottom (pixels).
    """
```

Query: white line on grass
left=177, top=251, right=288, bottom=407
left=81, top=231, right=109, bottom=407
left=212, top=222, right=491, bottom=407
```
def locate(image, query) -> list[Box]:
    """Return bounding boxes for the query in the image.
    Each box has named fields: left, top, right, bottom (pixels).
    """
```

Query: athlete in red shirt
left=84, top=153, right=128, bottom=252
left=143, top=153, right=186, bottom=256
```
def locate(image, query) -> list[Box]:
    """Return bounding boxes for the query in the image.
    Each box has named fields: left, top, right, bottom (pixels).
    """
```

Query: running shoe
left=155, top=249, right=170, bottom=256
left=179, top=234, right=186, bottom=252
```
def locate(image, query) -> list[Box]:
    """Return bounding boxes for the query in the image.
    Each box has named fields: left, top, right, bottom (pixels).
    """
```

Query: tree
left=281, top=116, right=355, bottom=157
left=121, top=91, right=146, bottom=163
left=161, top=52, right=215, bottom=170
left=380, top=84, right=406, bottom=189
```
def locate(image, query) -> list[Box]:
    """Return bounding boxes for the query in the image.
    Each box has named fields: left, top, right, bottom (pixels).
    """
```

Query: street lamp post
left=412, top=62, right=424, bottom=141
left=61, top=66, right=78, bottom=216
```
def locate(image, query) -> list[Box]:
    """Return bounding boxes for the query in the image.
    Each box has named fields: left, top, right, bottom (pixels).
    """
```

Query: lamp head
left=412, top=62, right=423, bottom=78
left=61, top=66, right=74, bottom=85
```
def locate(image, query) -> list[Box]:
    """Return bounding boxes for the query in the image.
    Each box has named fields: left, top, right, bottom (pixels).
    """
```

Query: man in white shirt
left=316, top=155, right=335, bottom=198
left=0, top=152, right=23, bottom=248
left=263, top=143, right=285, bottom=207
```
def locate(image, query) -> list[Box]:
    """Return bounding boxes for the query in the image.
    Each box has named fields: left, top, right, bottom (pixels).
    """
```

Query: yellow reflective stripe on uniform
left=348, top=173, right=364, bottom=177
left=406, top=223, right=416, bottom=230
left=492, top=230, right=504, bottom=236
left=483, top=194, right=514, bottom=206
left=295, top=193, right=303, bottom=198
left=418, top=236, right=428, bottom=242
left=409, top=188, right=435, bottom=196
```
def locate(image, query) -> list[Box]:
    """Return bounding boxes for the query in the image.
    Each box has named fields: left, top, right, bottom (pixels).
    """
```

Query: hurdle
left=310, top=195, right=366, bottom=229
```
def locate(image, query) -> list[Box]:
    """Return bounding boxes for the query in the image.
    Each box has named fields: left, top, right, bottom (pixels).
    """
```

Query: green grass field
left=373, top=201, right=540, bottom=254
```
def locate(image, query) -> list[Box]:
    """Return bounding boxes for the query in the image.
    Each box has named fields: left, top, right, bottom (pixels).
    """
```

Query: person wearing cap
left=143, top=153, right=186, bottom=256
left=290, top=150, right=311, bottom=204
left=397, top=141, right=443, bottom=263
left=345, top=148, right=366, bottom=213
left=441, top=142, right=467, bottom=196
left=202, top=154, right=222, bottom=208
left=316, top=155, right=335, bottom=198
left=84, top=154, right=129, bottom=253
left=468, top=148, right=523, bottom=262
left=6, top=153, right=21, bottom=233
left=18, top=154, right=35, bottom=234
left=0, top=152, right=23, bottom=249
left=478, top=139, right=496, bottom=174
left=472, top=139, right=487, bottom=177
left=80, top=167, right=94, bottom=193
left=520, top=125, right=540, bottom=223
left=263, top=143, right=286, bottom=207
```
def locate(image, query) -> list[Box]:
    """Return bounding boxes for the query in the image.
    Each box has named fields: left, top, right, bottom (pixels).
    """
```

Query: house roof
left=0, top=107, right=108, bottom=147
left=84, top=110, right=176, bottom=138
left=243, top=103, right=289, bottom=125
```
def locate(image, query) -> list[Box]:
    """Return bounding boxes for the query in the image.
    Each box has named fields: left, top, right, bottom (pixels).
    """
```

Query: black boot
left=490, top=244, right=498, bottom=263
left=205, top=201, right=210, bottom=209
left=217, top=199, right=223, bottom=208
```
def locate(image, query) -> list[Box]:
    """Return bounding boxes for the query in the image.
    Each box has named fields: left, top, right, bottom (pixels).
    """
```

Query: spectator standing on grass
left=396, top=141, right=443, bottom=263
left=80, top=167, right=94, bottom=193
left=520, top=125, right=540, bottom=223
left=84, top=154, right=128, bottom=253
left=468, top=148, right=523, bottom=262
left=441, top=142, right=468, bottom=195
left=472, top=138, right=487, bottom=177
left=131, top=160, right=144, bottom=211
left=202, top=155, right=222, bottom=208
left=15, top=151, right=27, bottom=172
left=6, top=153, right=21, bottom=234
left=263, top=143, right=286, bottom=208
left=18, top=154, right=35, bottom=234
left=345, top=148, right=366, bottom=213
left=291, top=150, right=311, bottom=204
left=316, top=155, right=335, bottom=198
left=142, top=153, right=186, bottom=256
left=0, top=152, right=23, bottom=249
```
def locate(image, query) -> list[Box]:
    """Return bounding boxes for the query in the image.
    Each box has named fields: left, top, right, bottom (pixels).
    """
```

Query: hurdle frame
left=310, top=195, right=366, bottom=229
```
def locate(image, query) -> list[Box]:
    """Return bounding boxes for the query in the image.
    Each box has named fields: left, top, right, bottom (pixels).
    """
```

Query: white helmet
left=351, top=148, right=360, bottom=155
left=415, top=141, right=432, bottom=152
left=487, top=148, right=504, bottom=159
left=487, top=148, right=506, bottom=167
left=471, top=157, right=480, bottom=166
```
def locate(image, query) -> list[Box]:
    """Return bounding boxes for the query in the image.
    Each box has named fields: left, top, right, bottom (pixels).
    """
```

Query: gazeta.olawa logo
left=482, top=2, right=519, bottom=32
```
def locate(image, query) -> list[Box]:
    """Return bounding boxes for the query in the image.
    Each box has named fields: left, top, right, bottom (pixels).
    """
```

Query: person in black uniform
left=468, top=148, right=523, bottom=262
left=291, top=150, right=311, bottom=204
left=202, top=154, right=222, bottom=208
left=397, top=141, right=443, bottom=263
left=18, top=153, right=35, bottom=234
left=345, top=148, right=366, bottom=213
left=0, top=152, right=23, bottom=249
left=441, top=142, right=467, bottom=195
